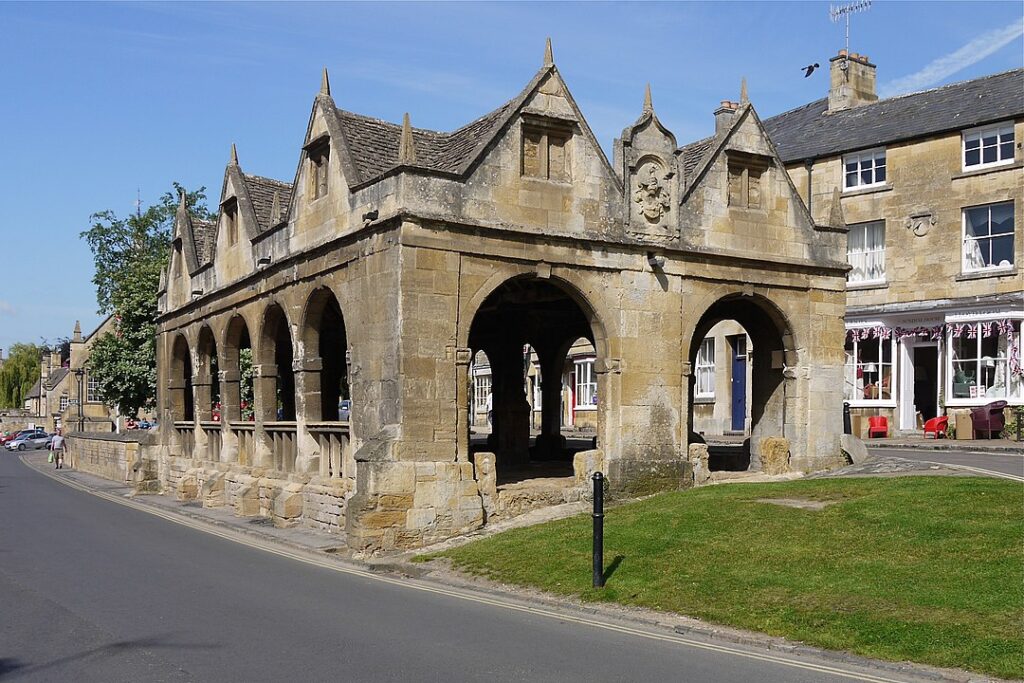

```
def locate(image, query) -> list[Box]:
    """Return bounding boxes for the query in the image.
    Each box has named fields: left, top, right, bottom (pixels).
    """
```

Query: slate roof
left=679, top=69, right=1024, bottom=174
left=243, top=173, right=292, bottom=231
left=335, top=95, right=520, bottom=184
left=44, top=368, right=69, bottom=391
left=191, top=219, right=217, bottom=264
left=25, top=379, right=40, bottom=400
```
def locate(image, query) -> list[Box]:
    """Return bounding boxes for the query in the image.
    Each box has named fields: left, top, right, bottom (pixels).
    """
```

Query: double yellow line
left=24, top=456, right=915, bottom=683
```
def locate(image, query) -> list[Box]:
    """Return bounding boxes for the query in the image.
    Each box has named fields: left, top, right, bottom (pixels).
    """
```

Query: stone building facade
left=155, top=43, right=848, bottom=551
left=691, top=53, right=1023, bottom=437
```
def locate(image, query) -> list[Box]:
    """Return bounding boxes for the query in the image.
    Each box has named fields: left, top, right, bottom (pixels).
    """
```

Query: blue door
left=730, top=336, right=747, bottom=432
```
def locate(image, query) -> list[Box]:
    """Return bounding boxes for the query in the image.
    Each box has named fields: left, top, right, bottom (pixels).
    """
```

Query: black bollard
left=843, top=401, right=852, bottom=435
left=592, top=471, right=605, bottom=588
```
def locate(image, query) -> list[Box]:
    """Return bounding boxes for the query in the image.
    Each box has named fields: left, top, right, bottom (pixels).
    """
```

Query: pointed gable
left=678, top=103, right=827, bottom=263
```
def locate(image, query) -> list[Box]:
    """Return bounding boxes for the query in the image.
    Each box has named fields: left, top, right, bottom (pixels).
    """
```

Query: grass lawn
left=425, top=477, right=1024, bottom=679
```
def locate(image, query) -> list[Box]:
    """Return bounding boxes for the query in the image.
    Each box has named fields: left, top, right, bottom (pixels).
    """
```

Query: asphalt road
left=0, top=454, right=923, bottom=683
left=870, top=446, right=1024, bottom=480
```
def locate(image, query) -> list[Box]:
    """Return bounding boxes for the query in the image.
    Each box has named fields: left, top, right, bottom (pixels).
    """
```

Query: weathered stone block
left=759, top=437, right=791, bottom=475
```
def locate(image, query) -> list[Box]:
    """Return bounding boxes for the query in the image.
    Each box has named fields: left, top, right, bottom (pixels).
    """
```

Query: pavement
left=2, top=450, right=1015, bottom=682
left=863, top=437, right=1022, bottom=454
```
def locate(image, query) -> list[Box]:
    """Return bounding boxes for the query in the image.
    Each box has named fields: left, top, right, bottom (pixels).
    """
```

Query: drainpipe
left=804, top=158, right=814, bottom=217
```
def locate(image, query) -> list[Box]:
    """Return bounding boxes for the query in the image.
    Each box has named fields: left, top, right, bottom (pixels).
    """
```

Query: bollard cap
left=592, top=471, right=603, bottom=480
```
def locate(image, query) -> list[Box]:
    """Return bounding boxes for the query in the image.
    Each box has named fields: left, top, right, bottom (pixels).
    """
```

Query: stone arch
left=220, top=313, right=254, bottom=422
left=686, top=290, right=798, bottom=471
left=170, top=333, right=194, bottom=422
left=195, top=325, right=219, bottom=422
left=299, top=286, right=350, bottom=421
left=465, top=272, right=607, bottom=480
left=459, top=267, right=611, bottom=364
left=256, top=301, right=296, bottom=421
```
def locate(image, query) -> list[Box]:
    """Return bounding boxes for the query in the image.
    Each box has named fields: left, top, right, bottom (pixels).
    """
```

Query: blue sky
left=0, top=1, right=1021, bottom=354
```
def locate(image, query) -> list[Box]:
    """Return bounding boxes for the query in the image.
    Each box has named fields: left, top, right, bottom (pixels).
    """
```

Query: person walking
left=50, top=429, right=65, bottom=470
left=486, top=392, right=493, bottom=428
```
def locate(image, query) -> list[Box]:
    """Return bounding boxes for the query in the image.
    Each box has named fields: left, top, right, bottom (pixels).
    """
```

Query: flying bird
left=803, top=63, right=820, bottom=78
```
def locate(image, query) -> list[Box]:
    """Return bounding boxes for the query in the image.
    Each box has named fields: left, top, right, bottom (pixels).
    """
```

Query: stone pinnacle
left=643, top=83, right=653, bottom=114
left=398, top=113, right=417, bottom=165
left=740, top=77, right=749, bottom=105
left=543, top=37, right=553, bottom=66
left=230, top=143, right=239, bottom=166
left=321, top=67, right=331, bottom=96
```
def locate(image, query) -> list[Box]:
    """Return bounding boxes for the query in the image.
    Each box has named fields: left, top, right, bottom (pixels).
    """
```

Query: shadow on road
left=0, top=634, right=220, bottom=680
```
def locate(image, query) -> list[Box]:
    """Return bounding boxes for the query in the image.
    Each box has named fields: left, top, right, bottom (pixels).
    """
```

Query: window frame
left=842, top=147, right=887, bottom=191
left=961, top=201, right=1015, bottom=273
left=59, top=394, right=69, bottom=412
left=695, top=338, right=716, bottom=399
left=305, top=138, right=331, bottom=201
left=843, top=331, right=897, bottom=407
left=472, top=371, right=491, bottom=416
left=86, top=374, right=100, bottom=403
left=573, top=357, right=597, bottom=410
left=962, top=122, right=1015, bottom=171
left=520, top=116, right=573, bottom=182
left=945, top=319, right=1023, bottom=406
left=846, top=220, right=887, bottom=285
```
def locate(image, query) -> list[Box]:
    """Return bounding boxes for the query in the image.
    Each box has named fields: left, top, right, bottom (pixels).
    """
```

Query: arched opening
left=223, top=315, right=254, bottom=422
left=688, top=295, right=792, bottom=472
left=301, top=288, right=349, bottom=422
left=170, top=334, right=194, bottom=422
left=196, top=326, right=219, bottom=421
left=467, top=276, right=602, bottom=483
left=259, top=303, right=295, bottom=422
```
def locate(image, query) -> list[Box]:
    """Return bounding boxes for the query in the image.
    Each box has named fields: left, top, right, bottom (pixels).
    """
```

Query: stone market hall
left=156, top=41, right=849, bottom=551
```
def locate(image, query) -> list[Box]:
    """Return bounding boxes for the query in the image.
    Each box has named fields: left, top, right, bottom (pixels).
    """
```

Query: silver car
left=6, top=432, right=52, bottom=451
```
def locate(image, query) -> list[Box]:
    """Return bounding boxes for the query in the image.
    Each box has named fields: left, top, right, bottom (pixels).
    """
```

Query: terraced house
left=694, top=51, right=1023, bottom=439
left=155, top=42, right=853, bottom=551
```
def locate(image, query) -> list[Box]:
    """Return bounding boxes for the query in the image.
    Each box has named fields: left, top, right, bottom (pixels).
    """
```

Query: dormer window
left=223, top=198, right=239, bottom=245
left=307, top=139, right=330, bottom=200
left=727, top=152, right=769, bottom=209
left=521, top=116, right=572, bottom=182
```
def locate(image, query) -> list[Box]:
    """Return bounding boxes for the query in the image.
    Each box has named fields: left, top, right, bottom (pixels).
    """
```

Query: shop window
left=844, top=333, right=894, bottom=403
left=949, top=321, right=1023, bottom=401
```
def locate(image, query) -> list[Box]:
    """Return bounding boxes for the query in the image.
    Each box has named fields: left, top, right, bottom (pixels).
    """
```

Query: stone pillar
left=193, top=372, right=213, bottom=422
left=294, top=356, right=323, bottom=475
left=252, top=363, right=277, bottom=467
left=455, top=348, right=472, bottom=463
left=534, top=350, right=566, bottom=460
left=167, top=379, right=187, bottom=422
left=486, top=341, right=530, bottom=468
left=219, top=369, right=240, bottom=463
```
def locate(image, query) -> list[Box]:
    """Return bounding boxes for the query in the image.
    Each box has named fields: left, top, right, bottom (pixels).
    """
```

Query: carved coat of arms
left=634, top=165, right=670, bottom=222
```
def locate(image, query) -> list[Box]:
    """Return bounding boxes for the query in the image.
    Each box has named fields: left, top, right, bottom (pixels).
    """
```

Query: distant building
left=692, top=52, right=1023, bottom=437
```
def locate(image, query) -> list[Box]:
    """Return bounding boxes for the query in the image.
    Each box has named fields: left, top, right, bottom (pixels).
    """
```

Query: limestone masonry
left=154, top=42, right=850, bottom=551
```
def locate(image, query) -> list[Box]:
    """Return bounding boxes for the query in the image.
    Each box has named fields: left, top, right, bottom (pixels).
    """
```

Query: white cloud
left=0, top=300, right=15, bottom=316
left=880, top=18, right=1024, bottom=98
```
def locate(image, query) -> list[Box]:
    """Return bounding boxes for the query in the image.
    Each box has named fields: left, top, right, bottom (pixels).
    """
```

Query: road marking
left=22, top=456, right=913, bottom=683
left=880, top=453, right=1024, bottom=482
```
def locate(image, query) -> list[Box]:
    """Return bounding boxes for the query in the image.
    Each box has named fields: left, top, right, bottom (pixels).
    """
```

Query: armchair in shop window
left=867, top=416, right=888, bottom=439
left=971, top=401, right=1008, bottom=439
left=923, top=416, right=948, bottom=439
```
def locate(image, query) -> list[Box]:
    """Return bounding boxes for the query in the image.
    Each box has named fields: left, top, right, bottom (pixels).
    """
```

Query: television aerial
left=830, top=0, right=872, bottom=71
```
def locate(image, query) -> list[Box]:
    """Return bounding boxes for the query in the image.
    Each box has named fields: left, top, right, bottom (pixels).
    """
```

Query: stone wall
left=66, top=431, right=154, bottom=484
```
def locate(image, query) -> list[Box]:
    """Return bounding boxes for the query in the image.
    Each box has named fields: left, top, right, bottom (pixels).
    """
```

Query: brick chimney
left=829, top=50, right=877, bottom=112
left=714, top=100, right=739, bottom=134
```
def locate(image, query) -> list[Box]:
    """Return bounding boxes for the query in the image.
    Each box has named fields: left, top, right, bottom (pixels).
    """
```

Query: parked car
left=6, top=432, right=52, bottom=451
left=2, top=428, right=45, bottom=446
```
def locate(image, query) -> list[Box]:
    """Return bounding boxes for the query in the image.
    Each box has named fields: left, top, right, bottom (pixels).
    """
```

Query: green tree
left=0, top=343, right=42, bottom=408
left=81, top=184, right=213, bottom=417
